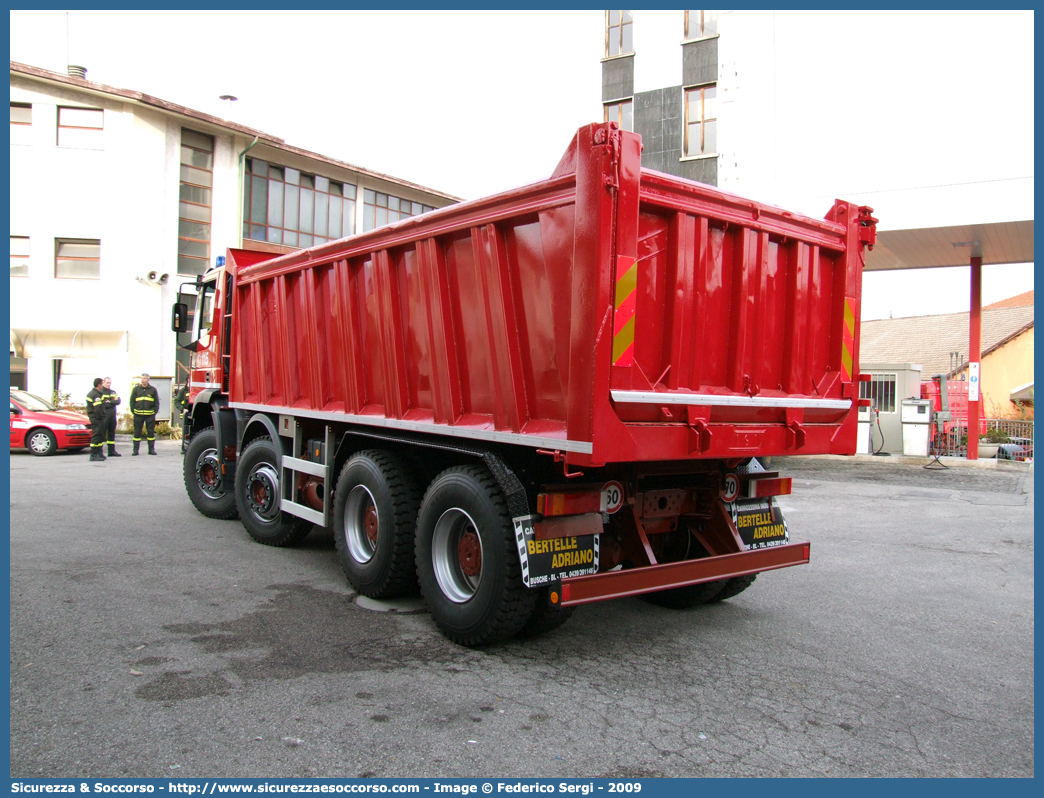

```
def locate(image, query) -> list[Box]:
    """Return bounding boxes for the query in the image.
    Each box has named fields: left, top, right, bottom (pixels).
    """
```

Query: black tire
left=642, top=579, right=727, bottom=609
left=26, top=428, right=57, bottom=456
left=709, top=573, right=757, bottom=602
left=183, top=427, right=239, bottom=520
left=515, top=587, right=575, bottom=638
left=333, top=450, right=420, bottom=599
left=235, top=436, right=312, bottom=546
left=415, top=465, right=537, bottom=647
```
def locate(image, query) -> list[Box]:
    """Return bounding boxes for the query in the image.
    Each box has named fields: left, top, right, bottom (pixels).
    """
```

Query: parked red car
left=9, top=389, right=92, bottom=456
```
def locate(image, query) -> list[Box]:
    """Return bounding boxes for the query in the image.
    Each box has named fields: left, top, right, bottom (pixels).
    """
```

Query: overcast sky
left=9, top=9, right=1035, bottom=319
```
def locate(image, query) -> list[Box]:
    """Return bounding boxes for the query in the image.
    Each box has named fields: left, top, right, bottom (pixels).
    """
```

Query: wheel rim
left=29, top=432, right=52, bottom=454
left=432, top=508, right=483, bottom=603
left=245, top=462, right=280, bottom=523
left=195, top=447, right=224, bottom=499
left=344, top=485, right=379, bottom=564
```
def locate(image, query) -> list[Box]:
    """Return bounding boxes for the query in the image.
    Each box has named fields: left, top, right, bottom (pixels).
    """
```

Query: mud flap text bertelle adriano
left=731, top=497, right=789, bottom=549
left=513, top=515, right=599, bottom=587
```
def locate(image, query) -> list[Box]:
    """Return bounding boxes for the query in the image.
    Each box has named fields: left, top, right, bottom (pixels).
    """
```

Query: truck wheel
left=183, top=427, right=239, bottom=520
left=415, top=465, right=537, bottom=647
left=643, top=579, right=727, bottom=609
left=333, top=450, right=420, bottom=599
left=515, top=588, right=574, bottom=638
left=235, top=436, right=311, bottom=547
left=709, top=574, right=757, bottom=602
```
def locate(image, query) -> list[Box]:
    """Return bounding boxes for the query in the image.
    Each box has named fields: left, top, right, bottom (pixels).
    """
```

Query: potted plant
left=978, top=427, right=1010, bottom=459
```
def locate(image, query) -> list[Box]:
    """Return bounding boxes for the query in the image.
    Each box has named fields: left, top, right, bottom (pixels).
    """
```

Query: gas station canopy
left=864, top=220, right=1034, bottom=271
left=860, top=218, right=1034, bottom=460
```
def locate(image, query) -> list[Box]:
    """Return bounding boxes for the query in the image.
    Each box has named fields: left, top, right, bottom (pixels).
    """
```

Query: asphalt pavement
left=8, top=443, right=1034, bottom=777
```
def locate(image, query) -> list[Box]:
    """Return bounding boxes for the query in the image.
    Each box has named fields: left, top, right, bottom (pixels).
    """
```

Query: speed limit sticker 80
left=600, top=481, right=624, bottom=514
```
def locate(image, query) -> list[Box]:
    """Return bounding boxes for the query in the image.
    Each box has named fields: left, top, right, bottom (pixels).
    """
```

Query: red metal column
left=967, top=256, right=982, bottom=460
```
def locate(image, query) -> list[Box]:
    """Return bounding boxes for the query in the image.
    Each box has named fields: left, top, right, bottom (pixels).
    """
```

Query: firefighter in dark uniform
left=85, top=377, right=107, bottom=462
left=174, top=384, right=190, bottom=453
left=100, top=377, right=121, bottom=457
left=130, top=372, right=160, bottom=456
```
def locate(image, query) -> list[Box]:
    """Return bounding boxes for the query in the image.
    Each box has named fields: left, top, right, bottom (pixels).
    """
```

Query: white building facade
left=10, top=62, right=458, bottom=412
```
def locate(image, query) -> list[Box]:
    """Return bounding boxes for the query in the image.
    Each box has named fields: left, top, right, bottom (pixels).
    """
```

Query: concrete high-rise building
left=601, top=10, right=724, bottom=186
left=599, top=10, right=795, bottom=200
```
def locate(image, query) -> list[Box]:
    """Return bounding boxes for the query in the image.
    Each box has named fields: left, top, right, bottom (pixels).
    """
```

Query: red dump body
left=224, top=123, right=873, bottom=466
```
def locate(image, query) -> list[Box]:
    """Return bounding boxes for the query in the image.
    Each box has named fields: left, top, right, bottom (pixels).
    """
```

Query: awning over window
left=1010, top=382, right=1034, bottom=404
left=10, top=329, right=128, bottom=358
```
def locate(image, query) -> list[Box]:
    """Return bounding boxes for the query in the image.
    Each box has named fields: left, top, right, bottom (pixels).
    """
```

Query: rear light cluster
left=537, top=491, right=601, bottom=517
left=747, top=476, right=792, bottom=499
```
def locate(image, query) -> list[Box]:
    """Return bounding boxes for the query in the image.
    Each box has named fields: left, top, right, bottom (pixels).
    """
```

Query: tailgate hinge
left=687, top=406, right=713, bottom=453
left=785, top=408, right=806, bottom=450
left=858, top=206, right=878, bottom=251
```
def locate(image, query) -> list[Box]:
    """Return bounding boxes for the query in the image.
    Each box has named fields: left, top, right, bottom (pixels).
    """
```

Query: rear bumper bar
left=559, top=541, right=810, bottom=607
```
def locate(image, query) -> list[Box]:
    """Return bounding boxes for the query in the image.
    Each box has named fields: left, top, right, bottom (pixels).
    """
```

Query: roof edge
left=12, top=60, right=277, bottom=142
left=862, top=305, right=1036, bottom=324
left=980, top=320, right=1035, bottom=361
left=11, top=60, right=462, bottom=202
left=942, top=320, right=1034, bottom=378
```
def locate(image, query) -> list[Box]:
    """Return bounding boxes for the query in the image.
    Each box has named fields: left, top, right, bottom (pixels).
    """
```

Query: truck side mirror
left=172, top=302, right=189, bottom=333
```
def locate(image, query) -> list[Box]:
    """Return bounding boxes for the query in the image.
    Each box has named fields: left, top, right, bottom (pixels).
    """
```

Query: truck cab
left=172, top=266, right=229, bottom=405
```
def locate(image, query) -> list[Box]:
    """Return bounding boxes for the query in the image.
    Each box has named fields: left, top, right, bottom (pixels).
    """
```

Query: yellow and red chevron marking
left=840, top=296, right=856, bottom=381
left=613, top=259, right=638, bottom=366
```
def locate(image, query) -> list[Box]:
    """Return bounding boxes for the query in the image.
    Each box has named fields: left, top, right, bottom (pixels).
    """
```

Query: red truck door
left=186, top=270, right=226, bottom=397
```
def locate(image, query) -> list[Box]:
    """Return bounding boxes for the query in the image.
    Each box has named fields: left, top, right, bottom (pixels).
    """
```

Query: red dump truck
left=173, top=122, right=876, bottom=646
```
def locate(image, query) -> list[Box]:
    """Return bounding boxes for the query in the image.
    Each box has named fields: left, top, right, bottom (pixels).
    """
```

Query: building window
left=604, top=100, right=633, bottom=132
left=685, top=10, right=718, bottom=40
left=178, top=131, right=212, bottom=277
left=860, top=374, right=898, bottom=414
left=605, top=10, right=633, bottom=57
left=244, top=159, right=358, bottom=248
left=361, top=190, right=434, bottom=233
left=10, top=103, right=31, bottom=126
left=55, top=239, right=100, bottom=280
left=11, top=236, right=29, bottom=278
left=684, top=84, right=717, bottom=157
left=57, top=106, right=103, bottom=148
left=178, top=129, right=214, bottom=276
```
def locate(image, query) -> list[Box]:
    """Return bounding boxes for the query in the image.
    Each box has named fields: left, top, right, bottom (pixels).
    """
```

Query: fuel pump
left=869, top=405, right=887, bottom=455
left=932, top=373, right=952, bottom=455
left=856, top=402, right=872, bottom=454
left=923, top=373, right=952, bottom=469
